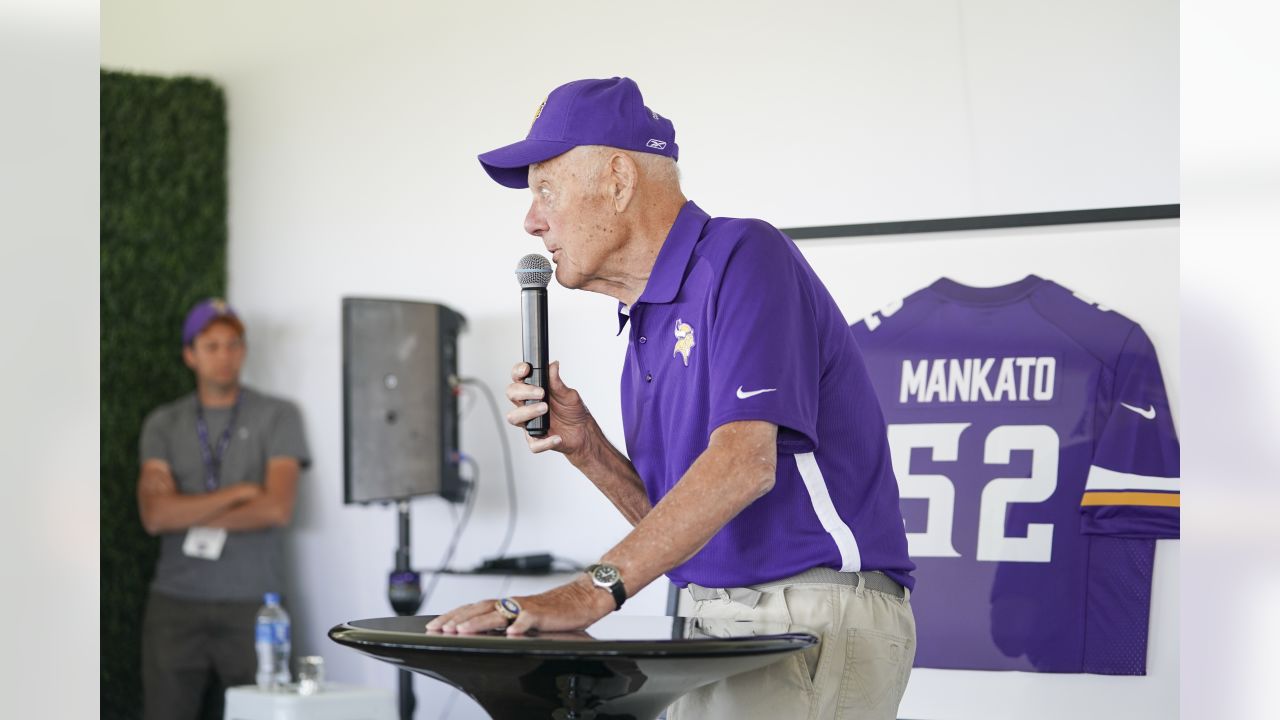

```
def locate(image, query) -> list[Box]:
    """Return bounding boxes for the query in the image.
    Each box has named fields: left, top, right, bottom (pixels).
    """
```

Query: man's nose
left=524, top=203, right=547, bottom=237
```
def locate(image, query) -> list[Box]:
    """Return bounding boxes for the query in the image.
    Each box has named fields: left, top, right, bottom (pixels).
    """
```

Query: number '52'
left=887, top=424, right=1059, bottom=563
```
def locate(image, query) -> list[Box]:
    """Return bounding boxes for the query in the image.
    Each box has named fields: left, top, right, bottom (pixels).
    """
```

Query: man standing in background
left=136, top=298, right=310, bottom=720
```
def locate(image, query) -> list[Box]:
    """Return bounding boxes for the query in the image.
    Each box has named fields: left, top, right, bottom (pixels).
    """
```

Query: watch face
left=592, top=565, right=620, bottom=585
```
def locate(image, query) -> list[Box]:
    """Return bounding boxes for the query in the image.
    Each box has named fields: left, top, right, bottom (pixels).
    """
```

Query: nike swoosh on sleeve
left=1120, top=402, right=1157, bottom=420
left=736, top=386, right=778, bottom=400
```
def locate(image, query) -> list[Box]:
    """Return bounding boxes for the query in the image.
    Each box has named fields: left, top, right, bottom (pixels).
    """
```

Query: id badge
left=183, top=526, right=228, bottom=560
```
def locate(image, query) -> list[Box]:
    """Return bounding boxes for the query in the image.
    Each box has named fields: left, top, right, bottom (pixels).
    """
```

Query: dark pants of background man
left=141, top=590, right=259, bottom=720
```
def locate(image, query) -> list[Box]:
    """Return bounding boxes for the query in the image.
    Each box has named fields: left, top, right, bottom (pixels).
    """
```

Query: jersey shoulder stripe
left=1081, top=491, right=1180, bottom=508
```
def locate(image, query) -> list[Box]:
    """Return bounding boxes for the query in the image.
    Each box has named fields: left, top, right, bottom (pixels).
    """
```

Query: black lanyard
left=196, top=393, right=243, bottom=492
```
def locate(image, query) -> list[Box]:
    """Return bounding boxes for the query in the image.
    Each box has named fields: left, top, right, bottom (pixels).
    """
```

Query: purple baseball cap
left=182, top=297, right=243, bottom=346
left=478, top=77, right=678, bottom=189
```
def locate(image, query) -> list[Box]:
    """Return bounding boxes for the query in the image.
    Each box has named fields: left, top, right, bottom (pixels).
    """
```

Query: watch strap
left=606, top=578, right=626, bottom=610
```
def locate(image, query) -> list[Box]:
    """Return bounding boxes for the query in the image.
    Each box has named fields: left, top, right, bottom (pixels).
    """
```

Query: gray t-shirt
left=139, top=386, right=311, bottom=601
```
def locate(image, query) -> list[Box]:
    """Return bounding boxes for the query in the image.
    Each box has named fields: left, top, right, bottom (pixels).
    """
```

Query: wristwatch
left=585, top=563, right=627, bottom=610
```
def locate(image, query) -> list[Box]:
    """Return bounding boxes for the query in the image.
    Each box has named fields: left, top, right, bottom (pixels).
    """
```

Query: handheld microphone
left=515, top=254, right=552, bottom=437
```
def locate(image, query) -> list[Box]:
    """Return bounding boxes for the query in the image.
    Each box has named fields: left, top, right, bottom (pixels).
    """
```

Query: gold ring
left=494, top=597, right=521, bottom=624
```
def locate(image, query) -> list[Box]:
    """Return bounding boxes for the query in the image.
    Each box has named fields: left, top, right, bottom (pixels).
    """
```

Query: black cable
left=457, top=379, right=478, bottom=420
left=458, top=377, right=519, bottom=560
left=420, top=455, right=479, bottom=609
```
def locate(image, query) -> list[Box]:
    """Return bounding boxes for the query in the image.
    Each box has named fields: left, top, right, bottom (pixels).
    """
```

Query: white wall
left=101, top=1, right=1178, bottom=718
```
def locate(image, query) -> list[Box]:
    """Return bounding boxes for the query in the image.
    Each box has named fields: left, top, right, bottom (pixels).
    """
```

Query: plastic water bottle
left=254, top=592, right=291, bottom=690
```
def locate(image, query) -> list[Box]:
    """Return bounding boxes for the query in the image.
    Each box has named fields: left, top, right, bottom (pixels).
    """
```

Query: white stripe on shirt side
left=1084, top=465, right=1180, bottom=492
left=794, top=452, right=861, bottom=572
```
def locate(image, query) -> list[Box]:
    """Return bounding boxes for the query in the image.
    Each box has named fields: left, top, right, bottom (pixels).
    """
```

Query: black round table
left=329, top=614, right=817, bottom=720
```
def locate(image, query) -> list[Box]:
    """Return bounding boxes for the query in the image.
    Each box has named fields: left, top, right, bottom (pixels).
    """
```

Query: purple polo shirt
left=619, top=201, right=915, bottom=590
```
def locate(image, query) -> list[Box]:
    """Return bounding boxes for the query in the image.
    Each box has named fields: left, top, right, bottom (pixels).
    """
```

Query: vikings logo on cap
left=673, top=319, right=695, bottom=366
left=210, top=298, right=230, bottom=315
left=530, top=98, right=546, bottom=130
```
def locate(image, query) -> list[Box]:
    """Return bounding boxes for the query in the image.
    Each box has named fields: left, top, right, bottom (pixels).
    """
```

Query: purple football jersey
left=619, top=202, right=914, bottom=590
left=850, top=276, right=1179, bottom=674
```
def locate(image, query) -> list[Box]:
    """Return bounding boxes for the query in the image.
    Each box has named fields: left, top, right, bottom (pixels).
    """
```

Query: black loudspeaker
left=343, top=298, right=467, bottom=504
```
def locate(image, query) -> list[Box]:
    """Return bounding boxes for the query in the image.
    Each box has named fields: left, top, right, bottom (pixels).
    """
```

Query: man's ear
left=608, top=152, right=638, bottom=213
left=182, top=346, right=196, bottom=370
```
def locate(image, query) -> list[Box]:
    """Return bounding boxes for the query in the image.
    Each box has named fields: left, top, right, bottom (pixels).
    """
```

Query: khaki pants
left=668, top=573, right=915, bottom=720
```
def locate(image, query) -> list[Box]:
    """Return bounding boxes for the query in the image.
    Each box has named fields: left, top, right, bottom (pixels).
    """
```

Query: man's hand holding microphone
left=505, top=360, right=597, bottom=457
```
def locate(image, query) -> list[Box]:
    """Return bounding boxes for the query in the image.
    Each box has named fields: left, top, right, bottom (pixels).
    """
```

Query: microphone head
left=515, top=253, right=553, bottom=289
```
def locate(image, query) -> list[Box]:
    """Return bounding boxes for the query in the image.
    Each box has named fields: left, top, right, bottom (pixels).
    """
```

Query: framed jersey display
left=850, top=275, right=1179, bottom=674
left=794, top=216, right=1178, bottom=720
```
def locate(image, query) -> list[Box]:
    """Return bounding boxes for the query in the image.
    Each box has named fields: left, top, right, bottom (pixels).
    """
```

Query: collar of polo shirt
left=616, top=201, right=711, bottom=334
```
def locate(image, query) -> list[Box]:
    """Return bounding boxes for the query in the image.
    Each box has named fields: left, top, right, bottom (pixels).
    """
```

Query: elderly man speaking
left=427, top=77, right=916, bottom=719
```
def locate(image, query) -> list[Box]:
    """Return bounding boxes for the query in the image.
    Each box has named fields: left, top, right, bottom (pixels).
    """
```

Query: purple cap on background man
left=478, top=77, right=678, bottom=189
left=182, top=297, right=244, bottom=346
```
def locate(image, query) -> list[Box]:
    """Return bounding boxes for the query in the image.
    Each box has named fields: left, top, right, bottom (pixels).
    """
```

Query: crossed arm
left=136, top=457, right=301, bottom=536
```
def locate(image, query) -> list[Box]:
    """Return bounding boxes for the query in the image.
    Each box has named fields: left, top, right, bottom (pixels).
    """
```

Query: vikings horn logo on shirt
left=673, top=319, right=695, bottom=366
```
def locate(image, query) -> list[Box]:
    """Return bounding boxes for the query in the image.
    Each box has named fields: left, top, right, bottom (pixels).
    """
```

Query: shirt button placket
left=634, top=311, right=653, bottom=384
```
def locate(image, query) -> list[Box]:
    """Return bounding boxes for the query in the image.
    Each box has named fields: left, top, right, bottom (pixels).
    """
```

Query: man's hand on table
left=425, top=575, right=615, bottom=636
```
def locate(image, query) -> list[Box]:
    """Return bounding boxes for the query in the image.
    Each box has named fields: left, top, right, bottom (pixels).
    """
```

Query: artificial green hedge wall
left=101, top=69, right=227, bottom=720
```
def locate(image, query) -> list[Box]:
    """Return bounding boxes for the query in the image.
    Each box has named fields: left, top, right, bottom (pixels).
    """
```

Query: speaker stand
left=387, top=500, right=423, bottom=720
